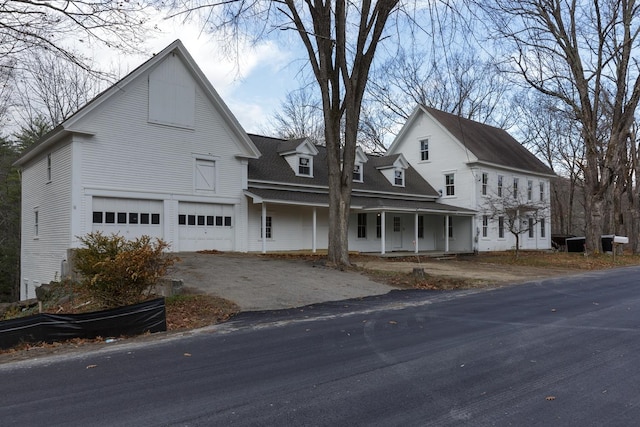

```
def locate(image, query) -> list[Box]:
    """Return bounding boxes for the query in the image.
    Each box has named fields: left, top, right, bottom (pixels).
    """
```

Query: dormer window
left=353, top=164, right=363, bottom=182
left=298, top=157, right=311, bottom=176
left=394, top=169, right=404, bottom=186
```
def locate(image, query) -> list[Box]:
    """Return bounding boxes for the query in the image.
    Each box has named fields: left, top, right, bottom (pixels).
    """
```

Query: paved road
left=3, top=267, right=640, bottom=426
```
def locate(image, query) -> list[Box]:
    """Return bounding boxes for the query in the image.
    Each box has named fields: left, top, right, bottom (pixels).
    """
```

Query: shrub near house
left=73, top=232, right=177, bottom=309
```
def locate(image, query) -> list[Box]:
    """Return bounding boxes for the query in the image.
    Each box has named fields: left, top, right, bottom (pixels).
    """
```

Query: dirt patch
left=355, top=257, right=579, bottom=285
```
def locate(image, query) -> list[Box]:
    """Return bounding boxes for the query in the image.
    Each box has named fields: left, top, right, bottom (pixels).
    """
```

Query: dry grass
left=465, top=251, right=640, bottom=269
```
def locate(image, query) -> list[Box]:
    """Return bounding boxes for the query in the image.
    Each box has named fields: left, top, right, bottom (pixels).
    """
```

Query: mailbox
left=613, top=236, right=629, bottom=244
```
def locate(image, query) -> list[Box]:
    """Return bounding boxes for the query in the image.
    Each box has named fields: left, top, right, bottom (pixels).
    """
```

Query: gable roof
left=15, top=39, right=260, bottom=167
left=389, top=105, right=554, bottom=176
left=247, top=134, right=440, bottom=198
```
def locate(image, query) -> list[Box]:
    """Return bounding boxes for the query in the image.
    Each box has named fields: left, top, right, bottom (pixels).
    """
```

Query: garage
left=177, top=202, right=234, bottom=251
left=91, top=197, right=164, bottom=240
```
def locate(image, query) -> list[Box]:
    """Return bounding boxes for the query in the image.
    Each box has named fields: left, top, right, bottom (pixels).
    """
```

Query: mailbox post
left=612, top=235, right=629, bottom=262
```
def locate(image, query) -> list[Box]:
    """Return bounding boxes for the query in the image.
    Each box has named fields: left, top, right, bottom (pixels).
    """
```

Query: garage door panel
left=178, top=202, right=234, bottom=251
left=92, top=197, right=163, bottom=240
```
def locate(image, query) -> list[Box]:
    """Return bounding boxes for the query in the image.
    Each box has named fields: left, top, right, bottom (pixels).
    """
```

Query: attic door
left=148, top=55, right=195, bottom=128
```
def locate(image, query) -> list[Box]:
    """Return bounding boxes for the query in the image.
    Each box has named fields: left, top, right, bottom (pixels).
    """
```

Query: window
left=141, top=213, right=150, bottom=224
left=46, top=154, right=52, bottom=182
left=261, top=216, right=272, bottom=239
left=482, top=215, right=488, bottom=237
left=394, top=169, right=404, bottom=186
left=540, top=218, right=546, bottom=238
left=527, top=180, right=533, bottom=201
left=445, top=173, right=455, bottom=196
left=117, top=212, right=127, bottom=224
left=93, top=212, right=103, bottom=224
left=216, top=216, right=223, bottom=226
left=498, top=216, right=505, bottom=238
left=528, top=217, right=534, bottom=238
left=353, top=164, right=362, bottom=182
left=393, top=216, right=401, bottom=232
left=298, top=157, right=311, bottom=176
left=497, top=175, right=503, bottom=197
left=129, top=213, right=138, bottom=224
left=34, top=210, right=39, bottom=237
left=418, top=216, right=424, bottom=238
left=151, top=214, right=160, bottom=225
left=224, top=216, right=232, bottom=227
left=376, top=214, right=382, bottom=238
left=513, top=178, right=519, bottom=199
left=188, top=215, right=196, bottom=226
left=105, top=212, right=115, bottom=224
left=481, top=173, right=488, bottom=196
left=195, top=158, right=215, bottom=191
left=197, top=215, right=205, bottom=226
left=357, top=213, right=367, bottom=238
left=178, top=215, right=186, bottom=225
left=207, top=216, right=214, bottom=226
left=540, top=182, right=545, bottom=201
left=420, top=139, right=429, bottom=161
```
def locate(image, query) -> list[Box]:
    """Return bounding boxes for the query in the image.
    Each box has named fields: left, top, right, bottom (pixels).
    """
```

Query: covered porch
left=245, top=188, right=476, bottom=255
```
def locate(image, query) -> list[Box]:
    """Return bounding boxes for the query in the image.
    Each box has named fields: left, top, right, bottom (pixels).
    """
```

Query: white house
left=15, top=40, right=551, bottom=301
left=15, top=40, right=261, bottom=299
left=386, top=106, right=555, bottom=252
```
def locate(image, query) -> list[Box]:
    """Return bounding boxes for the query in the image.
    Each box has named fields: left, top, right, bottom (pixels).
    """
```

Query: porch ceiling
left=245, top=187, right=476, bottom=215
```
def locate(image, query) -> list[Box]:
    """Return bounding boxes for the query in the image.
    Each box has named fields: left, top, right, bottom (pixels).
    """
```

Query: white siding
left=20, top=142, right=73, bottom=299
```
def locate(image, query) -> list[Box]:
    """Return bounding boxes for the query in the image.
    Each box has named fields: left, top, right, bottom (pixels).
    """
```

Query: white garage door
left=92, top=197, right=163, bottom=240
left=178, top=202, right=234, bottom=251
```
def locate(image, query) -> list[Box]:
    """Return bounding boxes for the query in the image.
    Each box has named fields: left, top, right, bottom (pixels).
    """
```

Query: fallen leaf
left=86, top=364, right=97, bottom=369
left=389, top=320, right=398, bottom=325
left=184, top=353, right=192, bottom=357
left=546, top=396, right=556, bottom=401
left=551, top=309, right=557, bottom=312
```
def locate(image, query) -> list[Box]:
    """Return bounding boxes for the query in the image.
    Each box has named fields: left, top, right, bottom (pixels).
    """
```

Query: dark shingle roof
left=248, top=134, right=439, bottom=198
left=245, top=188, right=475, bottom=214
left=424, top=106, right=554, bottom=175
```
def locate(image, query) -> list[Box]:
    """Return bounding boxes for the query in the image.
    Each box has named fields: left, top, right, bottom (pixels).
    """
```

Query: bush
left=73, top=232, right=177, bottom=309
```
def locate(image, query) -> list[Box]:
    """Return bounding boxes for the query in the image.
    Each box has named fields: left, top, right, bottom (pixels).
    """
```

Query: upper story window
left=513, top=177, right=519, bottom=199
left=497, top=175, right=503, bottom=197
left=34, top=209, right=39, bottom=238
left=481, top=172, right=488, bottom=196
left=527, top=180, right=533, bottom=201
left=420, top=139, right=429, bottom=161
left=540, top=182, right=545, bottom=201
left=445, top=173, right=455, bottom=196
left=298, top=157, right=311, bottom=176
left=353, top=164, right=363, bottom=182
left=394, top=169, right=404, bottom=186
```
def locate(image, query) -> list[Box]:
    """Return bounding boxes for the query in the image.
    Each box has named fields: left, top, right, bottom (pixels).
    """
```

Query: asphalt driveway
left=168, top=252, right=392, bottom=311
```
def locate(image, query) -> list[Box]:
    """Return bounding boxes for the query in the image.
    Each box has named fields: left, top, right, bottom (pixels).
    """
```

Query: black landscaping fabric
left=0, top=298, right=166, bottom=350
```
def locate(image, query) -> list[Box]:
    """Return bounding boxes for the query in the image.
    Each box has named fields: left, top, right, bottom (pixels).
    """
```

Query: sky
left=97, top=13, right=305, bottom=135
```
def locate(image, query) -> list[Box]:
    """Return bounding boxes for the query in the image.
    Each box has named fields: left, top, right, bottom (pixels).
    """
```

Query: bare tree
left=166, top=0, right=402, bottom=266
left=518, top=93, right=585, bottom=236
left=268, top=87, right=324, bottom=144
left=0, top=0, right=153, bottom=71
left=474, top=0, right=640, bottom=253
left=367, top=46, right=517, bottom=128
left=14, top=52, right=107, bottom=128
left=483, top=189, right=548, bottom=257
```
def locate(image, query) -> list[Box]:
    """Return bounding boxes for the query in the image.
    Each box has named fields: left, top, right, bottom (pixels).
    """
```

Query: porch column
left=312, top=207, right=317, bottom=253
left=445, top=215, right=450, bottom=253
left=261, top=202, right=267, bottom=254
left=414, top=212, right=419, bottom=253
left=381, top=211, right=386, bottom=255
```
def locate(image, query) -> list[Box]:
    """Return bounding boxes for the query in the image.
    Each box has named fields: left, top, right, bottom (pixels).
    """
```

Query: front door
left=392, top=216, right=403, bottom=250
